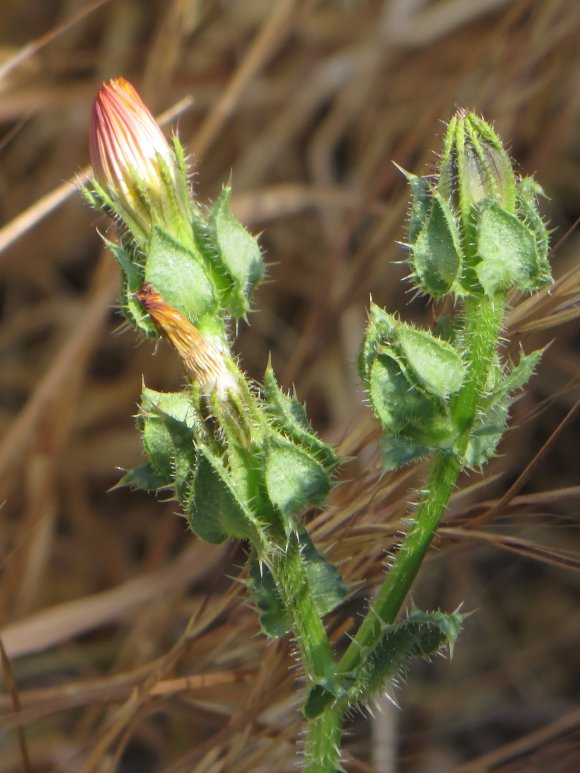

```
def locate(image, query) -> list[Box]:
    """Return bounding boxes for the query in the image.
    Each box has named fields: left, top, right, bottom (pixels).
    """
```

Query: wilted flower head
left=135, top=284, right=239, bottom=398
left=89, top=77, right=189, bottom=238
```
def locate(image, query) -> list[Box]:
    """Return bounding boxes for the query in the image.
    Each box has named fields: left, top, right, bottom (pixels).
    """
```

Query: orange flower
left=135, top=284, right=239, bottom=397
left=89, top=78, right=179, bottom=232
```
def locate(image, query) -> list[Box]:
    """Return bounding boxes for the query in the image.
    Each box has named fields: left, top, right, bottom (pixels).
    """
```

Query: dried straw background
left=1, top=1, right=579, bottom=771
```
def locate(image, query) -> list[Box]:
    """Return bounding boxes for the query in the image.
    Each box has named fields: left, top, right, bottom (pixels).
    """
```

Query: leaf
left=263, top=366, right=338, bottom=471
left=187, top=447, right=266, bottom=547
left=305, top=609, right=464, bottom=717
left=106, top=240, right=156, bottom=336
left=397, top=325, right=464, bottom=398
left=412, top=192, right=463, bottom=296
left=139, top=389, right=200, bottom=498
left=114, top=463, right=168, bottom=492
left=399, top=167, right=432, bottom=244
left=369, top=354, right=438, bottom=433
left=475, top=201, right=548, bottom=294
left=141, top=388, right=200, bottom=427
left=517, top=178, right=551, bottom=264
left=464, top=349, right=543, bottom=466
left=247, top=552, right=291, bottom=637
left=208, top=187, right=264, bottom=318
left=496, top=349, right=543, bottom=397
left=380, top=433, right=432, bottom=472
left=145, top=226, right=217, bottom=323
left=358, top=305, right=398, bottom=381
left=264, top=436, right=331, bottom=535
left=298, top=528, right=347, bottom=620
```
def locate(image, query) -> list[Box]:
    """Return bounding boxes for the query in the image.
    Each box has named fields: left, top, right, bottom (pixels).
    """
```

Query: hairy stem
left=270, top=533, right=335, bottom=688
left=303, top=703, right=345, bottom=772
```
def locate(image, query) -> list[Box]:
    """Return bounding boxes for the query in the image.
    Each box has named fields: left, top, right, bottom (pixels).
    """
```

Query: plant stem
left=303, top=703, right=345, bottom=772
left=304, top=293, right=505, bottom=770
left=270, top=533, right=335, bottom=689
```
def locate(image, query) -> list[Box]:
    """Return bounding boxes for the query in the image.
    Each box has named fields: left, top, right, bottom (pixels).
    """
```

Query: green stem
left=270, top=533, right=335, bottom=690
left=304, top=293, right=505, bottom=770
left=303, top=703, right=345, bottom=772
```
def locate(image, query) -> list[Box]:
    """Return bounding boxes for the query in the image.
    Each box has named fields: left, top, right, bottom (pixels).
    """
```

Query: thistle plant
left=85, top=81, right=552, bottom=771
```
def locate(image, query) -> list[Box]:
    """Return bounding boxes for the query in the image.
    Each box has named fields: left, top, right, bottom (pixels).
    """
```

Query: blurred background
left=0, top=1, right=579, bottom=771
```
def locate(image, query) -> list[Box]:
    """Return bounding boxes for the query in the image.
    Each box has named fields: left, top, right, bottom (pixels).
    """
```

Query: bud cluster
left=360, top=111, right=552, bottom=469
left=405, top=110, right=552, bottom=298
left=87, top=78, right=346, bottom=631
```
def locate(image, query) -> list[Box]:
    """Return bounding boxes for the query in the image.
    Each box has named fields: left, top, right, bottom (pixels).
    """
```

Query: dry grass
left=0, top=1, right=579, bottom=771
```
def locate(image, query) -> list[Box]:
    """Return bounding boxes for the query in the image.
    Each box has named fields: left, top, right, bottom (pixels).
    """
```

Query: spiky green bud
left=403, top=109, right=552, bottom=298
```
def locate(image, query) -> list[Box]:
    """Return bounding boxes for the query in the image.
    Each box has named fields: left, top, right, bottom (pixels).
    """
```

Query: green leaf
left=397, top=325, right=464, bottom=398
left=305, top=609, right=464, bottom=717
left=299, top=528, right=347, bottom=620
left=463, top=404, right=508, bottom=467
left=187, top=447, right=266, bottom=547
left=380, top=433, right=432, bottom=472
left=464, top=349, right=543, bottom=466
left=114, top=463, right=168, bottom=492
left=141, top=388, right=200, bottom=427
left=475, top=201, right=546, bottom=294
left=361, top=312, right=459, bottom=470
left=263, top=366, right=338, bottom=472
left=139, top=390, right=198, bottom=497
left=516, top=177, right=552, bottom=282
left=399, top=167, right=432, bottom=244
left=247, top=552, right=291, bottom=637
left=497, top=349, right=543, bottom=397
left=412, top=192, right=463, bottom=296
left=105, top=240, right=156, bottom=336
left=369, top=355, right=438, bottom=433
left=208, top=186, right=264, bottom=318
left=145, top=226, right=217, bottom=323
left=358, top=305, right=398, bottom=381
left=264, top=436, right=331, bottom=535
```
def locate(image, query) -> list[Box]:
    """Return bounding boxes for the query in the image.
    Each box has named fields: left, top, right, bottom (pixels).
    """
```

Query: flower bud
left=438, top=109, right=516, bottom=220
left=135, top=284, right=239, bottom=398
left=404, top=110, right=551, bottom=299
left=89, top=77, right=188, bottom=238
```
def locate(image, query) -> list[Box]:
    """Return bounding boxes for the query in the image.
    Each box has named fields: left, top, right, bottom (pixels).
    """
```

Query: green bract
left=464, top=349, right=543, bottom=466
left=475, top=202, right=548, bottom=294
left=411, top=191, right=463, bottom=297
left=207, top=187, right=265, bottom=319
left=120, top=365, right=341, bottom=585
left=360, top=305, right=464, bottom=469
left=247, top=529, right=347, bottom=639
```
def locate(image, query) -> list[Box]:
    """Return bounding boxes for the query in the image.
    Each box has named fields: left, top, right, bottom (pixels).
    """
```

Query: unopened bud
left=438, top=109, right=516, bottom=219
left=89, top=78, right=188, bottom=237
left=404, top=110, right=550, bottom=298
